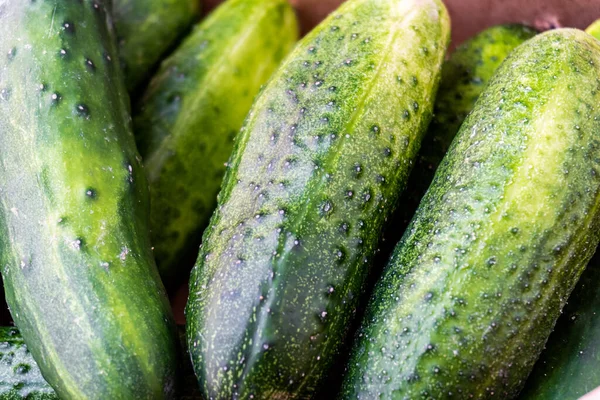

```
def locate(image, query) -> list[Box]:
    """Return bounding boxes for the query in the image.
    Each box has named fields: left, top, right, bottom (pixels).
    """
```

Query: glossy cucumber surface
left=134, top=0, right=298, bottom=283
left=342, top=29, right=600, bottom=399
left=0, top=1, right=177, bottom=398
left=186, top=0, right=450, bottom=398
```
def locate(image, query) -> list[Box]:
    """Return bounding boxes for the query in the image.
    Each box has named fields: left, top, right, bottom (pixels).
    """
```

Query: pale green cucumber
left=0, top=327, right=57, bottom=400
left=586, top=19, right=600, bottom=40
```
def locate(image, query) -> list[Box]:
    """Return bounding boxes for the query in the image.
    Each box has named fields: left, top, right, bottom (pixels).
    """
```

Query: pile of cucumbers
left=1, top=0, right=600, bottom=398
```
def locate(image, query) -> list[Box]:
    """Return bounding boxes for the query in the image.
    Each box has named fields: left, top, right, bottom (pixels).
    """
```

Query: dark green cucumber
left=516, top=25, right=600, bottom=400
left=113, top=0, right=200, bottom=91
left=342, top=28, right=600, bottom=399
left=400, top=24, right=537, bottom=225
left=0, top=1, right=177, bottom=398
left=0, top=327, right=56, bottom=400
left=185, top=0, right=450, bottom=398
left=134, top=0, right=298, bottom=283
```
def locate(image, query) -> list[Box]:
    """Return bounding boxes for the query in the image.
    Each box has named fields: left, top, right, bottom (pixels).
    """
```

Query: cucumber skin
left=0, top=327, right=57, bottom=400
left=586, top=19, right=600, bottom=41
left=185, top=0, right=450, bottom=398
left=0, top=1, right=177, bottom=398
left=518, top=32, right=600, bottom=400
left=401, top=24, right=537, bottom=225
left=134, top=0, right=298, bottom=284
left=113, top=0, right=200, bottom=91
left=342, top=29, right=600, bottom=399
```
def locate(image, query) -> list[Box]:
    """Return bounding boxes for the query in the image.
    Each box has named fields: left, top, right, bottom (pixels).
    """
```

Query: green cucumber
left=400, top=24, right=537, bottom=225
left=113, top=0, right=200, bottom=91
left=516, top=25, right=600, bottom=400
left=0, top=327, right=57, bottom=400
left=341, top=28, right=600, bottom=399
left=134, top=0, right=298, bottom=283
left=586, top=19, right=600, bottom=40
left=0, top=1, right=177, bottom=398
left=185, top=0, right=450, bottom=397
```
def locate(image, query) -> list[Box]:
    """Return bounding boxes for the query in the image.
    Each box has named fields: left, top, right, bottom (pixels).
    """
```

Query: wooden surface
left=202, top=0, right=600, bottom=46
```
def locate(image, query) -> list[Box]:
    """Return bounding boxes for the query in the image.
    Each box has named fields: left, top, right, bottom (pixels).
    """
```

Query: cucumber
left=586, top=19, right=600, bottom=40
left=185, top=0, right=450, bottom=398
left=341, top=28, right=600, bottom=399
left=113, top=0, right=200, bottom=91
left=134, top=0, right=298, bottom=284
left=0, top=1, right=178, bottom=398
left=400, top=24, right=537, bottom=225
left=0, top=327, right=57, bottom=400
left=517, top=25, right=600, bottom=400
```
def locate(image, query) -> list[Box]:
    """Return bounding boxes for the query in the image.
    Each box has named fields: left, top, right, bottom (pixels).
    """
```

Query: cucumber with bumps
left=113, top=0, right=200, bottom=91
left=517, top=24, right=600, bottom=400
left=342, top=29, right=600, bottom=399
left=0, top=1, right=177, bottom=398
left=185, top=0, right=450, bottom=397
left=0, top=327, right=56, bottom=400
left=400, top=24, right=537, bottom=225
left=134, top=0, right=298, bottom=283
